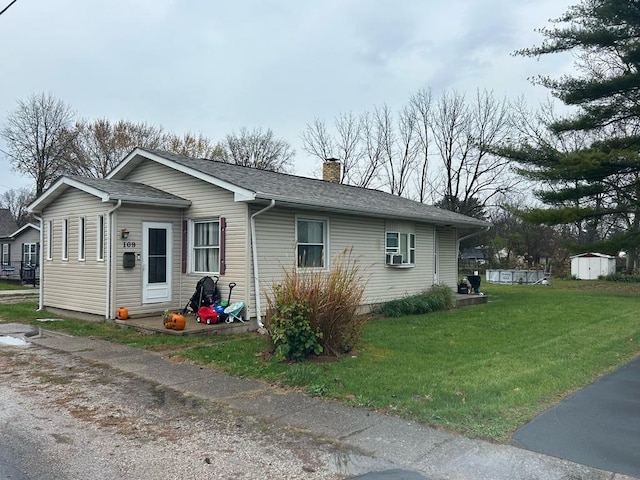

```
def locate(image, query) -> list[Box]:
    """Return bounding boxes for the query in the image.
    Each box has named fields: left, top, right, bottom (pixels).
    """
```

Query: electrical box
left=123, top=252, right=136, bottom=269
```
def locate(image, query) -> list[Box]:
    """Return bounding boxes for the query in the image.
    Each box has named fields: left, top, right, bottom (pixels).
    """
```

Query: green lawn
left=177, top=280, right=640, bottom=441
left=0, top=280, right=32, bottom=290
left=1, top=279, right=639, bottom=442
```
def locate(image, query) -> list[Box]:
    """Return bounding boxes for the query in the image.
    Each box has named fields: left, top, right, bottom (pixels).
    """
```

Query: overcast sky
left=0, top=0, right=576, bottom=196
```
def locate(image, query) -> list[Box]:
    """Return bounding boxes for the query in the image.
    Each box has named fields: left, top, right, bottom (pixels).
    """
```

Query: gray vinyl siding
left=252, top=206, right=441, bottom=315
left=437, top=227, right=458, bottom=289
left=41, top=189, right=108, bottom=315
left=125, top=161, right=250, bottom=316
left=10, top=227, right=40, bottom=265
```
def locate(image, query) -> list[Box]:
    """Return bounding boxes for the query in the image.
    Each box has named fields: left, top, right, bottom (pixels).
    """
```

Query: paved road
left=513, top=356, right=640, bottom=478
left=0, top=342, right=346, bottom=479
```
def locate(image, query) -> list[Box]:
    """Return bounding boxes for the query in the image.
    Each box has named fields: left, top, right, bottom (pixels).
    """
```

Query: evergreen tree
left=498, top=0, right=640, bottom=269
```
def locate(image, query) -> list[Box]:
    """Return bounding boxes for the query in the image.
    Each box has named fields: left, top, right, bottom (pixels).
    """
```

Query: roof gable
left=29, top=175, right=192, bottom=212
left=110, top=148, right=490, bottom=229
left=9, top=222, right=41, bottom=239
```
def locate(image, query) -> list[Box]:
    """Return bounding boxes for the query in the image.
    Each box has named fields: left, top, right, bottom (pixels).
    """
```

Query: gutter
left=105, top=200, right=122, bottom=319
left=33, top=215, right=44, bottom=311
left=250, top=199, right=276, bottom=328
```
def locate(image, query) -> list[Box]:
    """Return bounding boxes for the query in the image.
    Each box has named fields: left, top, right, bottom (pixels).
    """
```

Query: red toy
left=196, top=305, right=219, bottom=325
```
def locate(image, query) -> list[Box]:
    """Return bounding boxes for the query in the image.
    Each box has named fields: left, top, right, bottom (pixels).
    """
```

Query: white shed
left=570, top=252, right=616, bottom=280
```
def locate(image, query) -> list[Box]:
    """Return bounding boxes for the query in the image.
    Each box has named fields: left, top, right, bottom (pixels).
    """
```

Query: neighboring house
left=0, top=215, right=41, bottom=282
left=0, top=208, right=19, bottom=276
left=28, top=148, right=490, bottom=323
left=459, top=246, right=486, bottom=268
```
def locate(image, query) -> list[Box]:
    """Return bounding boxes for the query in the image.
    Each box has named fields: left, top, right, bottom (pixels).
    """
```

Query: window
left=46, top=220, right=53, bottom=260
left=385, top=232, right=415, bottom=265
left=1, top=243, right=9, bottom=265
left=296, top=218, right=327, bottom=268
left=23, top=243, right=38, bottom=266
left=78, top=216, right=86, bottom=261
left=97, top=215, right=104, bottom=261
left=62, top=218, right=69, bottom=260
left=191, top=219, right=220, bottom=273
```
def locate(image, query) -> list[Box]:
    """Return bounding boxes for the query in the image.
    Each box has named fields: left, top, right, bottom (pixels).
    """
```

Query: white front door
left=142, top=222, right=172, bottom=304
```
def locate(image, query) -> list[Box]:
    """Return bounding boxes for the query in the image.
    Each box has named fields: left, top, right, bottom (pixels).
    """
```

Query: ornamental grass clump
left=266, top=248, right=367, bottom=360
left=378, top=283, right=454, bottom=317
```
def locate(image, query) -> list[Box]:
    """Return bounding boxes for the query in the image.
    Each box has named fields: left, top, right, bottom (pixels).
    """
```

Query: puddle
left=0, top=336, right=29, bottom=346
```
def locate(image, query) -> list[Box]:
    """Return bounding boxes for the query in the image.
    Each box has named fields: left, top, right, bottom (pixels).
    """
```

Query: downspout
left=250, top=199, right=276, bottom=328
left=105, top=200, right=122, bottom=319
left=33, top=215, right=44, bottom=311
left=458, top=225, right=491, bottom=246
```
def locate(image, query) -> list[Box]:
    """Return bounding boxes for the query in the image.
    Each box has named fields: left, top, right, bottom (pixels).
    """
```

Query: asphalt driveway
left=512, top=355, right=640, bottom=477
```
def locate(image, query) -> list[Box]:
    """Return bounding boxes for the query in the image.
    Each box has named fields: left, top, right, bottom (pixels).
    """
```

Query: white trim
left=294, top=215, right=330, bottom=270
left=96, top=215, right=105, bottom=262
left=188, top=217, right=221, bottom=275
left=61, top=218, right=69, bottom=261
left=78, top=216, right=86, bottom=261
left=142, top=221, right=172, bottom=304
left=28, top=177, right=109, bottom=212
left=8, top=222, right=40, bottom=238
left=46, top=220, right=53, bottom=261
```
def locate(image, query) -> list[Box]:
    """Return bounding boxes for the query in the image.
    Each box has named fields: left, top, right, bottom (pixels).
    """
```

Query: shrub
left=602, top=272, right=640, bottom=283
left=265, top=248, right=367, bottom=359
left=267, top=296, right=323, bottom=362
left=377, top=284, right=454, bottom=317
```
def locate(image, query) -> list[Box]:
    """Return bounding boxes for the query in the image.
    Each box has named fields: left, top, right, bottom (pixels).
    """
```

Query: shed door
left=142, top=222, right=172, bottom=303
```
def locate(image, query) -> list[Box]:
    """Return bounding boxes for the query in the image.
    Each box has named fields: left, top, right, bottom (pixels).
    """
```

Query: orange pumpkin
left=116, top=307, right=129, bottom=320
left=172, top=313, right=186, bottom=331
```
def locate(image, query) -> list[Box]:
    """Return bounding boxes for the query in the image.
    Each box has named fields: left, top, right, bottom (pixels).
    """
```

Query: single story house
left=0, top=208, right=18, bottom=275
left=28, top=148, right=490, bottom=324
left=1, top=208, right=40, bottom=282
left=570, top=252, right=616, bottom=280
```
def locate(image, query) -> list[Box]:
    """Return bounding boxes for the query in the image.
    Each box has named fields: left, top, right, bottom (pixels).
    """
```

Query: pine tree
left=499, top=0, right=640, bottom=269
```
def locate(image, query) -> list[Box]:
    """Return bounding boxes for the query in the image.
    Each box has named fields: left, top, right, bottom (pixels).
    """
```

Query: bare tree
left=377, top=104, right=418, bottom=197
left=430, top=89, right=516, bottom=214
left=408, top=88, right=434, bottom=203
left=0, top=186, right=34, bottom=227
left=162, top=132, right=223, bottom=160
left=1, top=93, right=76, bottom=194
left=65, top=119, right=165, bottom=178
left=221, top=127, right=294, bottom=173
left=302, top=113, right=375, bottom=186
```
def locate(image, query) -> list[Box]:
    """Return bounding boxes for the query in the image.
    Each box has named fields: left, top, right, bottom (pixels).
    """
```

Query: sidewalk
left=0, top=288, right=38, bottom=303
left=11, top=327, right=638, bottom=480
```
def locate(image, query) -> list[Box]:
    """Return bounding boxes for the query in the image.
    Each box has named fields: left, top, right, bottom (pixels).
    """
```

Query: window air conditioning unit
left=386, top=253, right=403, bottom=265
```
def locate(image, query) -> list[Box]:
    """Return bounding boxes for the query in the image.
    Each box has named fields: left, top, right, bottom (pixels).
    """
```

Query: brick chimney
left=322, top=158, right=341, bottom=183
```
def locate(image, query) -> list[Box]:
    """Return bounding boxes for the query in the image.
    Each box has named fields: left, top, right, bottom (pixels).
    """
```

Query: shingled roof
left=110, top=148, right=490, bottom=229
left=29, top=175, right=191, bottom=212
left=0, top=208, right=19, bottom=238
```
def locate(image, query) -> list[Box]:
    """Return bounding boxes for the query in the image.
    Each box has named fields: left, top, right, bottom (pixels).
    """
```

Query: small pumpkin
left=171, top=313, right=186, bottom=331
left=116, top=307, right=129, bottom=320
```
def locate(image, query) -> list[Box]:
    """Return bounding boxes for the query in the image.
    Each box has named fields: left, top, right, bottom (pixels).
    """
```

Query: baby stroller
left=182, top=276, right=221, bottom=314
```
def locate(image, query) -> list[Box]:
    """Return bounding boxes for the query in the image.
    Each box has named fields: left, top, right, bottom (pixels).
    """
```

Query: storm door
left=142, top=222, right=172, bottom=303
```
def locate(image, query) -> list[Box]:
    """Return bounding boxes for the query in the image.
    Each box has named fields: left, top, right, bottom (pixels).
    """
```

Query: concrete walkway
left=2, top=324, right=637, bottom=480
left=0, top=288, right=38, bottom=303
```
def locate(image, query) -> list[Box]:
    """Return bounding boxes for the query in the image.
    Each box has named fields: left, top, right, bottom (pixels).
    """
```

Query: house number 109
left=123, top=241, right=136, bottom=248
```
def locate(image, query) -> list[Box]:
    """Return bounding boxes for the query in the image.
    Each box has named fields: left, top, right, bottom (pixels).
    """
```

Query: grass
left=0, top=280, right=33, bottom=290
left=1, top=278, right=639, bottom=442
